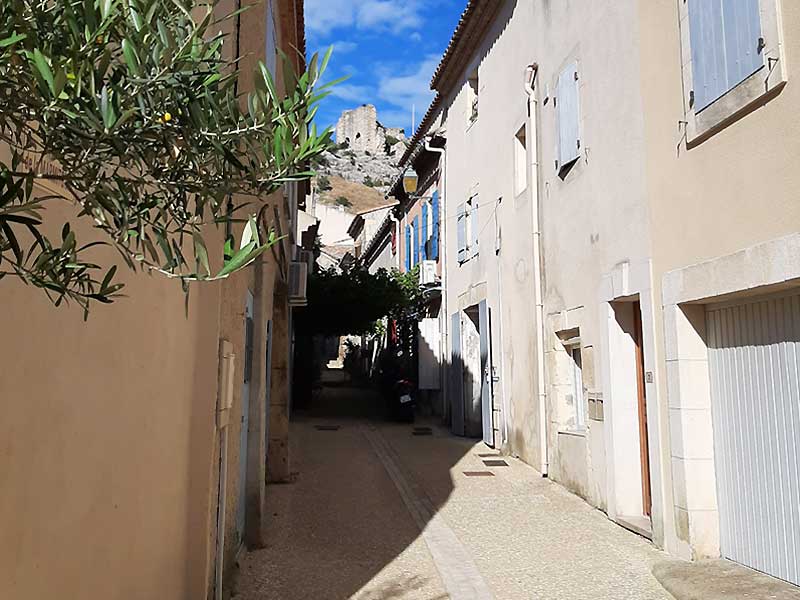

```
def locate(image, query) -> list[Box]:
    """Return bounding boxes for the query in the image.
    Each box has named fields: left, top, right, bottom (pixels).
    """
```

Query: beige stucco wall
left=438, top=0, right=667, bottom=546
left=0, top=199, right=223, bottom=599
left=638, top=0, right=800, bottom=558
left=1, top=0, right=302, bottom=598
left=441, top=0, right=537, bottom=463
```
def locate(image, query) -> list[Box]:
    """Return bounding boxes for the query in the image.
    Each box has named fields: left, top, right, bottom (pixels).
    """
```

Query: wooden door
left=632, top=301, right=652, bottom=517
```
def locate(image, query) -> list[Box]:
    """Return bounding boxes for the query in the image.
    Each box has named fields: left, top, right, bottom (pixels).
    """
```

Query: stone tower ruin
left=335, top=104, right=405, bottom=155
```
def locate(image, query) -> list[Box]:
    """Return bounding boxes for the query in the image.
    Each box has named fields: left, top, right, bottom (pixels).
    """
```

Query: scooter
left=392, top=379, right=416, bottom=423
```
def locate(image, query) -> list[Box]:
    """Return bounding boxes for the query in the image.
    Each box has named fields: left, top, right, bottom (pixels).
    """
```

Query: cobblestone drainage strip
left=482, top=459, right=509, bottom=467
left=314, top=425, right=341, bottom=431
left=463, top=471, right=495, bottom=477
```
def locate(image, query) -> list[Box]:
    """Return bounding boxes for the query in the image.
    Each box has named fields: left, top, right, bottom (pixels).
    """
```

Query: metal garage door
left=706, top=292, right=800, bottom=586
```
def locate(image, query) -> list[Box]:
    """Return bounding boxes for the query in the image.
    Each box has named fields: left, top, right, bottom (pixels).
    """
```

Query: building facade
left=394, top=0, right=800, bottom=586
left=0, top=2, right=311, bottom=599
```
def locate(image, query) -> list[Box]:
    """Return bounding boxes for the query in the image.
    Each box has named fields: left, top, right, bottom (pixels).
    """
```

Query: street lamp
left=402, top=167, right=419, bottom=196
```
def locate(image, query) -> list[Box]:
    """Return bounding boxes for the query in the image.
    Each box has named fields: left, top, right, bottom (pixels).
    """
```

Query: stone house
left=392, top=0, right=800, bottom=586
left=0, top=2, right=313, bottom=599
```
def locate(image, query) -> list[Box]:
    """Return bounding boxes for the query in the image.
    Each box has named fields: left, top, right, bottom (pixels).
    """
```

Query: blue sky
left=305, top=0, right=465, bottom=135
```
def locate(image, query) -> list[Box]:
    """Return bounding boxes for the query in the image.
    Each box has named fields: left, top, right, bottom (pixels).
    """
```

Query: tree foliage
left=297, top=265, right=422, bottom=336
left=0, top=0, right=336, bottom=316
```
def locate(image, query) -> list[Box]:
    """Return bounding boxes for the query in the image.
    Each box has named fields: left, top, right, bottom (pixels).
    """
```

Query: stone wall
left=335, top=104, right=384, bottom=154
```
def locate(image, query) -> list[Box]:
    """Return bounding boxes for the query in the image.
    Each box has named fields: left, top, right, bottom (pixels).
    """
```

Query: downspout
left=524, top=64, right=549, bottom=476
left=424, top=138, right=447, bottom=419
left=389, top=212, right=400, bottom=270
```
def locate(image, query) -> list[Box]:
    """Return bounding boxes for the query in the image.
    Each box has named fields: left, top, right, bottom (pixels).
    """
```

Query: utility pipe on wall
left=524, top=64, right=549, bottom=476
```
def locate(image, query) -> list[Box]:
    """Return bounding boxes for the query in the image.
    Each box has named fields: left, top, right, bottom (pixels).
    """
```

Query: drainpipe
left=524, top=64, right=549, bottom=476
left=389, top=212, right=400, bottom=270
left=424, top=137, right=447, bottom=419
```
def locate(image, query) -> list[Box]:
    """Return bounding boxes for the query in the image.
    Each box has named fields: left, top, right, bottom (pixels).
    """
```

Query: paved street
left=233, top=385, right=672, bottom=599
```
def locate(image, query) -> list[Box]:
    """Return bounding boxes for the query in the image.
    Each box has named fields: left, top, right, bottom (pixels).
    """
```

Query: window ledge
left=686, top=66, right=787, bottom=147
left=558, top=428, right=587, bottom=438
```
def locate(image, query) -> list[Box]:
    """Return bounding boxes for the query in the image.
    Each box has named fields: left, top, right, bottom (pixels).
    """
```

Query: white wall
left=439, top=0, right=663, bottom=544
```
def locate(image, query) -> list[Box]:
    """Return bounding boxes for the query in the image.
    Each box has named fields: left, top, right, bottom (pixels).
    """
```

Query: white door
left=707, top=291, right=800, bottom=586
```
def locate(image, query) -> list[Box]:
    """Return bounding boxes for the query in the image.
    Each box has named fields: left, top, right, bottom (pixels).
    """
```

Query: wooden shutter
left=557, top=61, right=580, bottom=170
left=457, top=202, right=466, bottom=263
left=431, top=190, right=440, bottom=260
left=470, top=199, right=479, bottom=255
left=412, top=216, right=420, bottom=266
left=421, top=203, right=428, bottom=261
left=689, top=0, right=763, bottom=112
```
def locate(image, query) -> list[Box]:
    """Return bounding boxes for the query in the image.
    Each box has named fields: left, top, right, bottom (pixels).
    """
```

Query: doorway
left=608, top=298, right=653, bottom=534
left=450, top=301, right=494, bottom=446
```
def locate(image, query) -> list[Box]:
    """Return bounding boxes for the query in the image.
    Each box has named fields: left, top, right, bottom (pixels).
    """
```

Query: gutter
left=524, top=63, right=549, bottom=477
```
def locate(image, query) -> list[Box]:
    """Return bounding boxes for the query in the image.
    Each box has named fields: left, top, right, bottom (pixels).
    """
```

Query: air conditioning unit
left=419, top=260, right=437, bottom=286
left=288, top=261, right=308, bottom=307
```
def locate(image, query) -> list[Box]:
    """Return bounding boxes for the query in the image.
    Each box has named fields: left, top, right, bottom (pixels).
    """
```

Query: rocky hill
left=313, top=104, right=408, bottom=198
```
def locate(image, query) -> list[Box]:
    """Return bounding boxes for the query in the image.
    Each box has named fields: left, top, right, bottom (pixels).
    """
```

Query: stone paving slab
left=653, top=559, right=800, bottom=600
left=234, top=398, right=675, bottom=599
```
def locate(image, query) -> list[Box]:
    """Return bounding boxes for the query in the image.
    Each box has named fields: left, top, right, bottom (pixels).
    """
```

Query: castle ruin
left=335, top=104, right=406, bottom=155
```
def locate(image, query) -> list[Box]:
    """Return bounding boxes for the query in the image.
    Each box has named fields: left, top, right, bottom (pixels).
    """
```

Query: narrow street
left=233, top=381, right=671, bottom=600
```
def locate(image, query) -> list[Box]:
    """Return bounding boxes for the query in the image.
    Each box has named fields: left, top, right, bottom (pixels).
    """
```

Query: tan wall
left=0, top=201, right=222, bottom=599
left=638, top=0, right=800, bottom=557
left=1, top=0, right=303, bottom=598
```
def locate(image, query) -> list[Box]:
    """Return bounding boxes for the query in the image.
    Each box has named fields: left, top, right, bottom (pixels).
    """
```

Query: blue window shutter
left=456, top=202, right=466, bottom=263
left=413, top=216, right=420, bottom=266
left=723, top=0, right=763, bottom=88
left=421, top=203, right=428, bottom=260
left=689, top=0, right=762, bottom=112
left=557, top=62, right=580, bottom=170
left=405, top=225, right=411, bottom=271
left=431, top=191, right=440, bottom=261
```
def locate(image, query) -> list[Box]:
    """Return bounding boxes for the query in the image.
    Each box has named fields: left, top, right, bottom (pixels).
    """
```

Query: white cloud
left=376, top=54, right=438, bottom=128
left=331, top=40, right=358, bottom=54
left=330, top=83, right=372, bottom=102
left=306, top=0, right=423, bottom=37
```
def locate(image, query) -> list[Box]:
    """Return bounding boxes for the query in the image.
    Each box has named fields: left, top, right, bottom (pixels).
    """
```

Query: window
left=514, top=125, right=527, bottom=195
left=556, top=61, right=580, bottom=173
left=467, top=68, right=479, bottom=125
left=456, top=196, right=478, bottom=263
left=568, top=345, right=586, bottom=430
left=688, top=0, right=763, bottom=112
left=680, top=0, right=786, bottom=142
left=430, top=190, right=440, bottom=261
